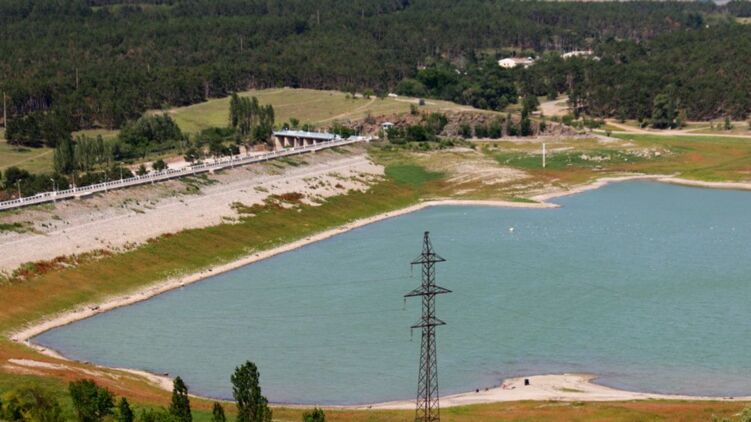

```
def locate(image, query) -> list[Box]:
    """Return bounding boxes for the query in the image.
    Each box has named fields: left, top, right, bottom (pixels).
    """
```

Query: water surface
left=35, top=182, right=751, bottom=404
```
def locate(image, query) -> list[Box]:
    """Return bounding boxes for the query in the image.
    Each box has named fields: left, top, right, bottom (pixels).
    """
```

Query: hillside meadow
left=165, top=88, right=476, bottom=134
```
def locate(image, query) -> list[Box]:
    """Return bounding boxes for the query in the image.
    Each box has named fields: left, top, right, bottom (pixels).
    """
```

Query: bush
left=724, top=116, right=733, bottom=130
left=196, top=127, right=235, bottom=144
left=405, top=125, right=430, bottom=142
left=119, top=114, right=183, bottom=152
left=152, top=159, right=168, bottom=171
left=3, top=166, right=30, bottom=187
left=139, top=409, right=180, bottom=422
left=506, top=119, right=519, bottom=136
left=184, top=147, right=201, bottom=163
left=395, top=79, right=426, bottom=97
left=2, top=169, right=68, bottom=197
left=474, top=124, right=488, bottom=138
left=459, top=123, right=472, bottom=138
left=520, top=117, right=533, bottom=136
left=330, top=122, right=355, bottom=138
left=302, top=408, right=325, bottom=422
left=488, top=119, right=503, bottom=138
left=423, top=112, right=447, bottom=135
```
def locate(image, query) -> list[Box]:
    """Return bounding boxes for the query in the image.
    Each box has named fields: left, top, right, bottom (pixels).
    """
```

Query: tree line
left=0, top=360, right=326, bottom=422
left=0, top=0, right=732, bottom=132
left=394, top=18, right=751, bottom=122
left=524, top=24, right=751, bottom=121
left=1, top=96, right=276, bottom=199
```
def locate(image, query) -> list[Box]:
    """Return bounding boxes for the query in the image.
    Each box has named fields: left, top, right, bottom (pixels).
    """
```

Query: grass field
left=685, top=122, right=751, bottom=135
left=72, top=128, right=119, bottom=141
left=0, top=89, right=479, bottom=175
left=166, top=88, right=478, bottom=134
left=481, top=133, right=751, bottom=185
left=0, top=129, right=119, bottom=175
left=0, top=140, right=54, bottom=174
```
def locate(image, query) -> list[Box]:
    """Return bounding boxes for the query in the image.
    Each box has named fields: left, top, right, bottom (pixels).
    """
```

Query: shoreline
left=353, top=374, right=751, bottom=409
left=9, top=198, right=556, bottom=345
left=9, top=173, right=751, bottom=406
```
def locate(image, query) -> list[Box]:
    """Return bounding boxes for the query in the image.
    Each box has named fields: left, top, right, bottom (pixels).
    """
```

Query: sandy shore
left=358, top=374, right=751, bottom=409
left=532, top=174, right=751, bottom=203
left=657, top=177, right=751, bottom=191
left=531, top=174, right=665, bottom=202
left=8, top=173, right=751, bottom=406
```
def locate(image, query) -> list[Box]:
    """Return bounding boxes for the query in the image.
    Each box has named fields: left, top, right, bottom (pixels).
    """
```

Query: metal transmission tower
left=405, top=231, right=452, bottom=422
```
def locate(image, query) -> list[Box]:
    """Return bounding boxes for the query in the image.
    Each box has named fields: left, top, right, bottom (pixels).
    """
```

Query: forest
left=1, top=0, right=744, bottom=137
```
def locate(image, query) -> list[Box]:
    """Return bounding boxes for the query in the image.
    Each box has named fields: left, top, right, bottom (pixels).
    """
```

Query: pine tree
left=724, top=116, right=733, bottom=131
left=211, top=402, right=226, bottom=422
left=231, top=361, right=271, bottom=422
left=118, top=398, right=134, bottom=422
left=54, top=136, right=75, bottom=175
left=229, top=93, right=240, bottom=128
left=169, top=377, right=192, bottom=422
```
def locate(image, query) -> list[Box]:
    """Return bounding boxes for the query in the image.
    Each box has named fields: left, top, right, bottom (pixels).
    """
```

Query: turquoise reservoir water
left=35, top=182, right=751, bottom=404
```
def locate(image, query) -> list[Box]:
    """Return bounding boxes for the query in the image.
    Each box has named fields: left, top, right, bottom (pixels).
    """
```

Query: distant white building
left=562, top=50, right=594, bottom=59
left=498, top=57, right=535, bottom=69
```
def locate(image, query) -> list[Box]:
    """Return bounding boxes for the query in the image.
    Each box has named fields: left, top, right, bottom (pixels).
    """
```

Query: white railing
left=0, top=138, right=364, bottom=211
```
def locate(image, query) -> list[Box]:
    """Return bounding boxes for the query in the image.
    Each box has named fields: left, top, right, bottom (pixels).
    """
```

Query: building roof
left=562, top=50, right=594, bottom=59
left=498, top=57, right=535, bottom=68
left=273, top=130, right=337, bottom=141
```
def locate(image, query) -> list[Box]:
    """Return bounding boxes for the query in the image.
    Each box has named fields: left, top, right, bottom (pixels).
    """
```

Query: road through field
left=604, top=121, right=751, bottom=138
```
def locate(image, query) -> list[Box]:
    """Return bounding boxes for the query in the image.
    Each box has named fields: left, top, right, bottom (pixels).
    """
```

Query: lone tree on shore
left=211, top=402, right=226, bottom=422
left=231, top=361, right=271, bottom=422
left=169, top=377, right=192, bottom=422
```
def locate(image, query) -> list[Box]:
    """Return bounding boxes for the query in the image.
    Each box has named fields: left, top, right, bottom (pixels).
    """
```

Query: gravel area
left=0, top=147, right=382, bottom=272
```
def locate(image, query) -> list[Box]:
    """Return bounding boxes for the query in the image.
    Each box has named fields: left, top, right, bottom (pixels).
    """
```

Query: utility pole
left=542, top=143, right=546, bottom=168
left=405, top=232, right=451, bottom=422
left=50, top=178, right=56, bottom=203
left=2, top=92, right=6, bottom=128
